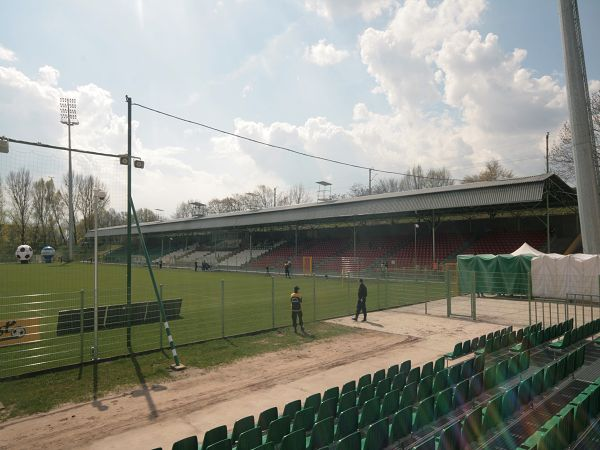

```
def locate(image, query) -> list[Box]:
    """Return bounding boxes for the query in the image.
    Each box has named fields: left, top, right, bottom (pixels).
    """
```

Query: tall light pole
left=60, top=98, right=79, bottom=261
left=93, top=189, right=106, bottom=361
left=154, top=208, right=164, bottom=221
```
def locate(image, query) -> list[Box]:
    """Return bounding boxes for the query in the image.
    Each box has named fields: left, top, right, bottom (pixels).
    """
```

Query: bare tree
left=286, top=184, right=312, bottom=204
left=549, top=90, right=599, bottom=184
left=463, top=160, right=514, bottom=183
left=31, top=178, right=54, bottom=246
left=74, top=174, right=109, bottom=237
left=348, top=166, right=454, bottom=196
left=136, top=208, right=159, bottom=223
left=6, top=168, right=32, bottom=243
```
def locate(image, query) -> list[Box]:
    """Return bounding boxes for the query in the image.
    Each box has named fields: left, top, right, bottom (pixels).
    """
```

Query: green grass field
left=0, top=262, right=447, bottom=378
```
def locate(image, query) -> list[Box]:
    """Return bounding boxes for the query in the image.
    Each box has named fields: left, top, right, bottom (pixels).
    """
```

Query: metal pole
left=574, top=295, right=578, bottom=328
left=368, top=168, right=372, bottom=195
left=471, top=272, right=476, bottom=321
left=80, top=289, right=84, bottom=367
left=432, top=210, right=436, bottom=268
left=542, top=297, right=546, bottom=329
left=414, top=224, right=417, bottom=268
left=126, top=95, right=132, bottom=351
left=313, top=275, right=316, bottom=321
left=221, top=280, right=225, bottom=338
left=93, top=197, right=99, bottom=360
left=159, top=284, right=164, bottom=350
left=67, top=103, right=74, bottom=262
left=271, top=277, right=275, bottom=328
left=546, top=132, right=551, bottom=253
left=446, top=269, right=451, bottom=317
left=528, top=272, right=533, bottom=327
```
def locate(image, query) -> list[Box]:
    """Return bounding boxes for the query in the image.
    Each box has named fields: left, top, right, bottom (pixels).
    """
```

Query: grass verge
left=0, top=321, right=354, bottom=420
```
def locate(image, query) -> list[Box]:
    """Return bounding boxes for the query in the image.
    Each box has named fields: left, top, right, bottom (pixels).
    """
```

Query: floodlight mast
left=60, top=98, right=79, bottom=262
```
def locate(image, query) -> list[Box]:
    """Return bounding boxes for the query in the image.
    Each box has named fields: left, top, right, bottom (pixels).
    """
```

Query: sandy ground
left=0, top=307, right=515, bottom=450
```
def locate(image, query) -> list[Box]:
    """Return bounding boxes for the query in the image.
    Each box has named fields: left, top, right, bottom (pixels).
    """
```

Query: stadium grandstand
left=90, top=174, right=580, bottom=275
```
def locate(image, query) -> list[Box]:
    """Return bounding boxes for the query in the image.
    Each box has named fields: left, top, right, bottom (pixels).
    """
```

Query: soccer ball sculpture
left=15, top=245, right=33, bottom=264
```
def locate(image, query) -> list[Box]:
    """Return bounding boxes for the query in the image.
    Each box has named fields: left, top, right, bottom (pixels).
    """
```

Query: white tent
left=511, top=242, right=544, bottom=256
left=531, top=253, right=600, bottom=299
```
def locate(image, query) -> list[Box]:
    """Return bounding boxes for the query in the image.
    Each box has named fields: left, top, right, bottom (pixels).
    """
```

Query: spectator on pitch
left=284, top=260, right=292, bottom=278
left=352, top=279, right=368, bottom=322
left=194, top=261, right=198, bottom=272
left=290, top=286, right=304, bottom=333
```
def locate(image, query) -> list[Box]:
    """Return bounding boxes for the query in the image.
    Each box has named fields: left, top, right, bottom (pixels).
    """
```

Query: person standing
left=352, top=279, right=368, bottom=322
left=284, top=260, right=292, bottom=278
left=290, top=286, right=304, bottom=333
left=194, top=261, right=198, bottom=272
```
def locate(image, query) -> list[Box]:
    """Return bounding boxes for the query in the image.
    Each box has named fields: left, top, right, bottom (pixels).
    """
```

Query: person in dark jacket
left=352, top=279, right=368, bottom=322
left=290, top=286, right=304, bottom=333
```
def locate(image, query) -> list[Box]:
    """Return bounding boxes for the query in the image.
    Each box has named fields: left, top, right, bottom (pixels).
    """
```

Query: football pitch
left=0, top=263, right=447, bottom=378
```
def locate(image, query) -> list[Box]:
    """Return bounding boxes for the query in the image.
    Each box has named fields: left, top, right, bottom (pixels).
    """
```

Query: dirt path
left=0, top=309, right=509, bottom=450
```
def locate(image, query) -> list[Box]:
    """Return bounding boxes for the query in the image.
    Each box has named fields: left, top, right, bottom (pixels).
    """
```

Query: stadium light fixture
left=60, top=97, right=79, bottom=262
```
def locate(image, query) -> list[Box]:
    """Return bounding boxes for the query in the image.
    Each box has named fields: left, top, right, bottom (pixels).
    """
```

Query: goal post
left=302, top=256, right=313, bottom=275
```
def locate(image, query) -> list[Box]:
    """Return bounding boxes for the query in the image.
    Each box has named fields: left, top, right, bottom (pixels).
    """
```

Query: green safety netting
left=457, top=254, right=533, bottom=296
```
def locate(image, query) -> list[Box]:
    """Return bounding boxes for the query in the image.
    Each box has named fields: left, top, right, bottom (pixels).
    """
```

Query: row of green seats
left=476, top=324, right=544, bottom=357
left=410, top=346, right=583, bottom=450
left=518, top=350, right=593, bottom=450
left=550, top=318, right=599, bottom=350
left=444, top=326, right=513, bottom=360
left=511, top=319, right=573, bottom=353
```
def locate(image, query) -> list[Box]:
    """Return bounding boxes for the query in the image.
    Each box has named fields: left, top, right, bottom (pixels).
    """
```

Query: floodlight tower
left=558, top=0, right=600, bottom=253
left=60, top=98, right=79, bottom=261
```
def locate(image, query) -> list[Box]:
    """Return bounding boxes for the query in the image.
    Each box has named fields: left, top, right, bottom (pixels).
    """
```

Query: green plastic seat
left=461, top=405, right=482, bottom=447
left=518, top=377, right=532, bottom=406
left=434, top=356, right=445, bottom=374
left=358, top=397, right=380, bottom=429
left=392, top=372, right=407, bottom=391
left=507, top=355, right=520, bottom=379
left=309, top=417, right=334, bottom=450
left=399, top=360, right=412, bottom=374
left=266, top=416, right=291, bottom=445
left=462, top=339, right=471, bottom=355
left=510, top=336, right=530, bottom=353
left=576, top=346, right=585, bottom=369
left=381, top=388, right=400, bottom=418
left=549, top=330, right=571, bottom=350
left=518, top=351, right=530, bottom=372
left=357, top=384, right=375, bottom=408
left=460, top=359, right=474, bottom=381
left=448, top=363, right=461, bottom=386
left=304, top=394, right=321, bottom=414
left=362, top=417, right=389, bottom=450
left=375, top=377, right=391, bottom=400
left=469, top=372, right=483, bottom=400
left=421, top=361, right=434, bottom=380
left=473, top=355, right=485, bottom=374
left=445, top=342, right=462, bottom=360
left=292, top=407, right=315, bottom=432
left=566, top=350, right=577, bottom=375
left=201, top=426, right=228, bottom=450
left=399, top=382, right=418, bottom=409
left=407, top=367, right=421, bottom=385
left=317, top=398, right=337, bottom=422
left=251, top=443, right=274, bottom=450
left=237, top=427, right=262, bottom=450
left=281, top=429, right=306, bottom=450
left=482, top=395, right=502, bottom=434
left=387, top=364, right=399, bottom=380
left=492, top=335, right=502, bottom=352
left=205, top=438, right=231, bottom=450
left=174, top=435, right=199, bottom=450
left=417, top=376, right=433, bottom=402
left=258, top=408, right=278, bottom=432
left=341, top=381, right=356, bottom=396
left=543, top=363, right=557, bottom=392
left=338, top=390, right=357, bottom=415
left=516, top=328, right=523, bottom=342
left=437, top=422, right=461, bottom=450
left=357, top=374, right=372, bottom=392
left=475, top=339, right=493, bottom=356
left=335, top=430, right=360, bottom=450
left=532, top=369, right=545, bottom=396
left=470, top=336, right=479, bottom=352
left=501, top=386, right=518, bottom=420
left=483, top=366, right=496, bottom=390
left=323, top=386, right=339, bottom=403
left=453, top=379, right=469, bottom=408
left=372, top=369, right=386, bottom=386
left=412, top=396, right=434, bottom=431
left=232, top=416, right=256, bottom=444
left=434, top=388, right=453, bottom=419
left=283, top=400, right=302, bottom=420
left=389, top=406, right=412, bottom=441
left=335, top=406, right=358, bottom=440
left=410, top=436, right=435, bottom=450
left=432, top=370, right=448, bottom=395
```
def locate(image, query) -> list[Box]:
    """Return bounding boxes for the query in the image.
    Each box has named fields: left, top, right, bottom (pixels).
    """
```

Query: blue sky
left=1, top=0, right=599, bottom=215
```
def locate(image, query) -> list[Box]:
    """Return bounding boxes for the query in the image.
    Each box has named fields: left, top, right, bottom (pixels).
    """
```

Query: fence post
left=159, top=284, right=164, bottom=350
left=312, top=275, right=316, bottom=321
left=574, top=294, right=578, bottom=328
left=80, top=290, right=85, bottom=367
left=541, top=296, right=545, bottom=329
left=347, top=275, right=351, bottom=314
left=528, top=272, right=532, bottom=327
left=470, top=272, right=476, bottom=321
left=221, top=280, right=225, bottom=338
left=272, top=277, right=276, bottom=328
left=549, top=297, right=552, bottom=326
left=446, top=270, right=451, bottom=317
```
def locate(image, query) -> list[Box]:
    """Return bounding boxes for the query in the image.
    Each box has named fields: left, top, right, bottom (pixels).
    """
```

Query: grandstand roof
left=90, top=173, right=576, bottom=237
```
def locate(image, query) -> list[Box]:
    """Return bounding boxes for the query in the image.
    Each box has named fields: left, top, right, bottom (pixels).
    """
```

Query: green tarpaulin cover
left=457, top=254, right=532, bottom=295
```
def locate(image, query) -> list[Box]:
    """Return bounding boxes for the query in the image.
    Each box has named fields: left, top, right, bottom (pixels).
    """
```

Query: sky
left=1, top=0, right=599, bottom=216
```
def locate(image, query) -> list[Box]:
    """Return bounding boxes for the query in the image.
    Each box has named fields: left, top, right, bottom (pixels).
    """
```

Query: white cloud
left=304, top=0, right=395, bottom=21
left=304, top=40, right=349, bottom=66
left=0, top=44, right=17, bottom=62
